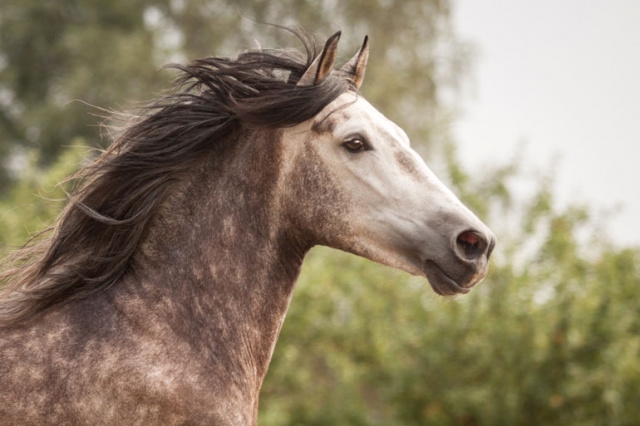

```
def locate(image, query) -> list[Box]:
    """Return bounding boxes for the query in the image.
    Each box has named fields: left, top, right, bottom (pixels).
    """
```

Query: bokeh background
left=1, top=1, right=639, bottom=424
left=453, top=0, right=640, bottom=248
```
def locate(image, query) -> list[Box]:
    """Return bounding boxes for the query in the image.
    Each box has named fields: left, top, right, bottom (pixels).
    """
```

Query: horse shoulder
left=0, top=289, right=250, bottom=425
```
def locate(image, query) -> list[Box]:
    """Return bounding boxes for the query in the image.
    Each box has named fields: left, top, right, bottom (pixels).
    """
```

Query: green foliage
left=0, top=0, right=167, bottom=189
left=1, top=1, right=639, bottom=425
left=0, top=141, right=88, bottom=256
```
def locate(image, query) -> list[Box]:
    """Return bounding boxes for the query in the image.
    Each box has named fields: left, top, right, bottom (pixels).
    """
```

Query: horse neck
left=128, top=128, right=308, bottom=390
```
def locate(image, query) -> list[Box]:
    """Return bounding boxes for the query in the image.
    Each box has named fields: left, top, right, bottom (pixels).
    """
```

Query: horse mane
left=0, top=29, right=352, bottom=325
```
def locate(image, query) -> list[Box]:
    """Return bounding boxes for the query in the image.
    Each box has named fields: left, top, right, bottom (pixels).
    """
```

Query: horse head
left=281, top=32, right=496, bottom=295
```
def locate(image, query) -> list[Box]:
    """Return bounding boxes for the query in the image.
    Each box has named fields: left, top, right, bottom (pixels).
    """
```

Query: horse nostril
left=455, top=230, right=488, bottom=261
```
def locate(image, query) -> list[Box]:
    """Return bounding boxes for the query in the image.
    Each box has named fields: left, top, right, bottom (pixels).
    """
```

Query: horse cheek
left=286, top=146, right=354, bottom=248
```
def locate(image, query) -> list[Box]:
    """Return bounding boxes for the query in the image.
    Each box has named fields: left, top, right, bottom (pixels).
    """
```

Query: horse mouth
left=422, top=260, right=471, bottom=296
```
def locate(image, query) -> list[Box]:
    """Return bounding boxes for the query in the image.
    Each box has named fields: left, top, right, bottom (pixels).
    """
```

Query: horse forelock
left=0, top=28, right=352, bottom=326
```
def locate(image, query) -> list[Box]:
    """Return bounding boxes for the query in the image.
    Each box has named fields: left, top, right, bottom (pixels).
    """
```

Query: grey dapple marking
left=0, top=30, right=495, bottom=425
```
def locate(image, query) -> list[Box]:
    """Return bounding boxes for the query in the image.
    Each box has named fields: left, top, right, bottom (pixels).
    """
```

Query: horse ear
left=339, top=36, right=369, bottom=89
left=297, top=31, right=341, bottom=86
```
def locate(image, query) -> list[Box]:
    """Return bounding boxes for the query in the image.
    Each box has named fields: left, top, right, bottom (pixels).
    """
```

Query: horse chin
left=422, top=260, right=471, bottom=296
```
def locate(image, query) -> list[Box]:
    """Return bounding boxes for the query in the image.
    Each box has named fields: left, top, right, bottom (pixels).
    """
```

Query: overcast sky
left=452, top=0, right=640, bottom=247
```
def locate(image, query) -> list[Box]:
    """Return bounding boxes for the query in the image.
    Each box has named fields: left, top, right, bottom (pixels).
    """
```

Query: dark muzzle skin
left=422, top=228, right=496, bottom=296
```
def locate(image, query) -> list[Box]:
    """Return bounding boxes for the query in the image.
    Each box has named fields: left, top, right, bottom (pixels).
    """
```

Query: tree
left=0, top=0, right=170, bottom=189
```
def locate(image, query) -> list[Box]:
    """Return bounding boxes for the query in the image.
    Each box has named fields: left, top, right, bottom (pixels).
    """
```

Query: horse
left=0, top=30, right=495, bottom=425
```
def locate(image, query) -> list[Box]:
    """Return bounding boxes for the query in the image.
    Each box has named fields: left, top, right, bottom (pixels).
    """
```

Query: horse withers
left=0, top=30, right=495, bottom=425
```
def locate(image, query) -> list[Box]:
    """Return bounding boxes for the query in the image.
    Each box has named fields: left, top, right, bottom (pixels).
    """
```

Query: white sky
left=452, top=0, right=640, bottom=247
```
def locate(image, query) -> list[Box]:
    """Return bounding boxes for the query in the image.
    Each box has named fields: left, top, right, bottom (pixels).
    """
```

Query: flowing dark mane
left=0, top=29, right=351, bottom=325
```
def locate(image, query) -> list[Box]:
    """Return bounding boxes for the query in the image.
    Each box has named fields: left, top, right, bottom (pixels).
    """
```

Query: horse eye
left=342, top=138, right=367, bottom=153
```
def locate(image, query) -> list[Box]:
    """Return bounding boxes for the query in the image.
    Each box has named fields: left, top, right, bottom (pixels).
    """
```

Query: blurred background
left=1, top=1, right=638, bottom=424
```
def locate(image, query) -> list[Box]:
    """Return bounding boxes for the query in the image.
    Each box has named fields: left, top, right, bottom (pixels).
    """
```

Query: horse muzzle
left=422, top=229, right=496, bottom=296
